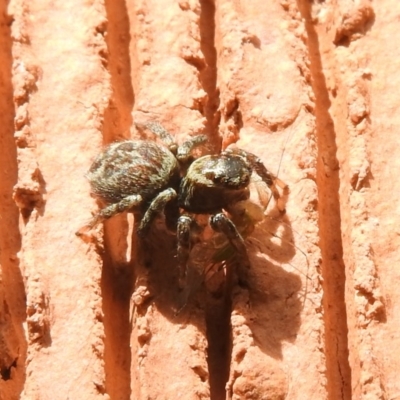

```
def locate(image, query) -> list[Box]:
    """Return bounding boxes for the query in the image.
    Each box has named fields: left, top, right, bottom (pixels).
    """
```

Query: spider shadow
left=234, top=208, right=305, bottom=360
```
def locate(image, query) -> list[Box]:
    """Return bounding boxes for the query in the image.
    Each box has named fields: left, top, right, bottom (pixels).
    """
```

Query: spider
left=78, top=122, right=287, bottom=290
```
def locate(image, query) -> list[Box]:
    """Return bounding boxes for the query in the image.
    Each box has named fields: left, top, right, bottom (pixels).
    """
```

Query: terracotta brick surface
left=0, top=1, right=398, bottom=399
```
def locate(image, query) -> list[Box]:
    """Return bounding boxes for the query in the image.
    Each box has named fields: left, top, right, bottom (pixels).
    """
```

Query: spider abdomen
left=87, top=140, right=180, bottom=206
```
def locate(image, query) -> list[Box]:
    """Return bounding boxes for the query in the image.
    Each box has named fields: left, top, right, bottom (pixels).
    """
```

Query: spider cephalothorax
left=178, top=153, right=252, bottom=213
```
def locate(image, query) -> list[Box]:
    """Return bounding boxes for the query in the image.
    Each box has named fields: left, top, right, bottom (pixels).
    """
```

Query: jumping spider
left=78, top=122, right=287, bottom=289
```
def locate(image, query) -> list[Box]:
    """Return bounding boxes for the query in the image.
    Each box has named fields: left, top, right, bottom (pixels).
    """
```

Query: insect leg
left=209, top=213, right=251, bottom=273
left=136, top=188, right=178, bottom=237
left=177, top=215, right=193, bottom=289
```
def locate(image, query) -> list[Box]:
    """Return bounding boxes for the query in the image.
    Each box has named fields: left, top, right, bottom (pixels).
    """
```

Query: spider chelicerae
left=77, top=122, right=288, bottom=288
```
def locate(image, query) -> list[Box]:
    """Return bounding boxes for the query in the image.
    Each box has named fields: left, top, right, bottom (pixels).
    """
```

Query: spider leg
left=209, top=212, right=251, bottom=274
left=224, top=147, right=289, bottom=212
left=176, top=135, right=208, bottom=163
left=137, top=188, right=178, bottom=237
left=177, top=215, right=193, bottom=289
left=76, top=194, right=143, bottom=236
left=135, top=121, right=207, bottom=164
left=135, top=121, right=177, bottom=153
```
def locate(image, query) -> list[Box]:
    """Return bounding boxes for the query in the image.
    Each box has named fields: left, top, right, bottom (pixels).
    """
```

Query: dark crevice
left=198, top=0, right=221, bottom=151
left=101, top=246, right=134, bottom=400
left=103, top=0, right=135, bottom=144
left=296, top=1, right=352, bottom=400
left=0, top=0, right=27, bottom=397
left=0, top=358, right=18, bottom=381
left=205, top=268, right=233, bottom=400
left=101, top=0, right=136, bottom=399
left=198, top=1, right=233, bottom=399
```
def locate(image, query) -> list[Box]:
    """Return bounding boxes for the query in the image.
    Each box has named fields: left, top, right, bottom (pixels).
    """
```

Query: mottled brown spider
left=78, top=122, right=287, bottom=289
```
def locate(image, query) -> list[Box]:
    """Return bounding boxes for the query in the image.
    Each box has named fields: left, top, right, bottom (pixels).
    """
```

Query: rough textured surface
left=0, top=0, right=397, bottom=399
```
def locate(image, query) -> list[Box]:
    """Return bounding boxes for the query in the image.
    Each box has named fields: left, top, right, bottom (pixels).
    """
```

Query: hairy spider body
left=88, top=140, right=180, bottom=206
left=82, top=140, right=179, bottom=234
left=78, top=121, right=287, bottom=292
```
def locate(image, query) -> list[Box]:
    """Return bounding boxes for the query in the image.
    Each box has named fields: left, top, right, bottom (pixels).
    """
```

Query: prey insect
left=77, top=122, right=287, bottom=290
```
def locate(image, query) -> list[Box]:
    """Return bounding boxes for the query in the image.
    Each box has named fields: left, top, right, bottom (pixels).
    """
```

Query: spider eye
left=204, top=168, right=229, bottom=184
left=205, top=170, right=216, bottom=180
left=211, top=173, right=227, bottom=184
